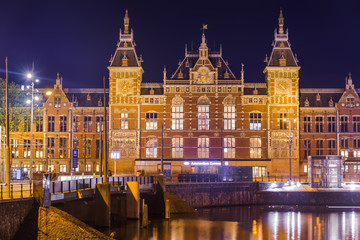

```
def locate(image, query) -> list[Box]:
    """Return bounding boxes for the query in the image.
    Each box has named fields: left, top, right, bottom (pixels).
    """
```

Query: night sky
left=0, top=1, right=359, bottom=89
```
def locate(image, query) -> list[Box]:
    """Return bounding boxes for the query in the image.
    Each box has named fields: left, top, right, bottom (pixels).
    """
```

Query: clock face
left=279, top=82, right=287, bottom=91
left=201, top=75, right=207, bottom=83
left=276, top=80, right=289, bottom=94
left=118, top=80, right=132, bottom=96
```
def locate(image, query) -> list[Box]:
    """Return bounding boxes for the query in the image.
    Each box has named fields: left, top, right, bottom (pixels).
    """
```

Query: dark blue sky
left=0, top=0, right=359, bottom=89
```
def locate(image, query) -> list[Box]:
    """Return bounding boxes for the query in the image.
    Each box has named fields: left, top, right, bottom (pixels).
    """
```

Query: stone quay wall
left=165, top=182, right=258, bottom=208
left=0, top=198, right=34, bottom=240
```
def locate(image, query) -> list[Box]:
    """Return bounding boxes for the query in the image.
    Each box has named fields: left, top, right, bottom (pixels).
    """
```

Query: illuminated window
left=224, top=137, right=235, bottom=158
left=198, top=137, right=209, bottom=158
left=146, top=113, right=158, bottom=130
left=96, top=164, right=100, bottom=172
left=59, top=138, right=67, bottom=158
left=250, top=137, right=261, bottom=158
left=280, top=58, right=286, bottom=66
left=224, top=105, right=236, bottom=130
left=172, top=106, right=183, bottom=130
left=354, top=150, right=360, bottom=158
left=96, top=116, right=104, bottom=132
left=146, top=138, right=157, bottom=158
left=279, top=113, right=287, bottom=130
left=47, top=138, right=55, bottom=159
left=198, top=105, right=210, bottom=130
left=73, top=116, right=80, bottom=132
left=60, top=164, right=67, bottom=173
left=344, top=165, right=349, bottom=172
left=122, top=58, right=128, bottom=66
left=23, top=139, right=30, bottom=158
left=86, top=164, right=92, bottom=172
left=172, top=137, right=183, bottom=158
left=304, top=165, right=308, bottom=173
left=55, top=97, right=61, bottom=108
left=253, top=166, right=266, bottom=177
left=250, top=113, right=262, bottom=130
left=121, top=113, right=129, bottom=129
left=341, top=150, right=349, bottom=158
left=11, top=139, right=19, bottom=158
left=35, top=139, right=43, bottom=158
left=35, top=116, right=43, bottom=132
left=84, top=139, right=91, bottom=158
left=48, top=165, right=54, bottom=172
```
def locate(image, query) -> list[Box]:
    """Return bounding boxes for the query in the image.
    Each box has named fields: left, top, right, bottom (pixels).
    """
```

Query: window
left=96, top=164, right=100, bottom=172
left=253, top=167, right=267, bottom=177
left=353, top=116, right=360, bottom=132
left=96, top=140, right=101, bottom=158
left=48, top=116, right=55, bottom=132
left=354, top=150, right=360, bottom=158
left=340, top=116, right=349, bottom=132
left=303, top=116, right=311, bottom=132
left=327, top=116, right=336, bottom=133
left=23, top=139, right=30, bottom=158
left=250, top=137, right=261, bottom=158
left=315, top=116, right=323, bottom=133
left=55, top=97, right=61, bottom=108
left=73, top=116, right=80, bottom=132
left=146, top=113, right=158, bottom=130
left=224, top=105, right=236, bottom=130
left=172, top=105, right=184, bottom=130
left=96, top=117, right=104, bottom=132
left=198, top=137, right=209, bottom=158
left=60, top=116, right=67, bottom=132
left=172, top=137, right=183, bottom=158
left=279, top=113, right=287, bottom=130
left=86, top=164, right=92, bottom=172
left=24, top=116, right=31, bottom=132
left=84, top=139, right=91, bottom=158
left=84, top=116, right=92, bottom=132
left=316, top=140, right=323, bottom=155
left=354, top=138, right=360, bottom=149
left=48, top=165, right=54, bottom=172
left=120, top=113, right=128, bottom=130
left=48, top=138, right=55, bottom=159
left=60, top=164, right=67, bottom=173
left=35, top=139, right=43, bottom=158
left=341, top=138, right=348, bottom=148
left=35, top=116, right=43, bottom=132
left=73, top=139, right=79, bottom=149
left=328, top=140, right=336, bottom=155
left=304, top=140, right=311, bottom=159
left=250, top=113, right=262, bottom=130
left=11, top=139, right=19, bottom=158
left=346, top=97, right=354, bottom=108
left=198, top=105, right=210, bottom=130
left=59, top=138, right=67, bottom=158
left=224, top=137, right=235, bottom=158
left=341, top=150, right=349, bottom=158
left=146, top=138, right=157, bottom=158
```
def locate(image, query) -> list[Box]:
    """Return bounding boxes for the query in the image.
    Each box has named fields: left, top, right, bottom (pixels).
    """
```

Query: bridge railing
left=50, top=175, right=157, bottom=194
left=0, top=183, right=33, bottom=200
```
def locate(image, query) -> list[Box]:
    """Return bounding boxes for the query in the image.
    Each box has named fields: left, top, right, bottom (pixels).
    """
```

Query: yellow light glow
left=46, top=91, right=52, bottom=96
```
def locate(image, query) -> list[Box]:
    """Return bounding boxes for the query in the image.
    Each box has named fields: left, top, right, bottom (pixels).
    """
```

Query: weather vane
left=201, top=24, right=208, bottom=35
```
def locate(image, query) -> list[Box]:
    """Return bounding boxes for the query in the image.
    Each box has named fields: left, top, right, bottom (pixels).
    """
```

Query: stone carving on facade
left=197, top=95, right=211, bottom=105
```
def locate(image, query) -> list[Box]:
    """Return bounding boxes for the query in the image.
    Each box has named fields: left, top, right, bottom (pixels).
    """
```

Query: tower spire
left=278, top=9, right=284, bottom=34
left=124, top=9, right=129, bottom=34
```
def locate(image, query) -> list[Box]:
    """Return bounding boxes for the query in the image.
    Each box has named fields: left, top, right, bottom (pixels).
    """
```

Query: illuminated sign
left=183, top=161, right=221, bottom=166
left=111, top=151, right=120, bottom=159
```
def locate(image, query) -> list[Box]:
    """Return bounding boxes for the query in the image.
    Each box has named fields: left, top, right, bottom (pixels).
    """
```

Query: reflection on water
left=107, top=206, right=360, bottom=240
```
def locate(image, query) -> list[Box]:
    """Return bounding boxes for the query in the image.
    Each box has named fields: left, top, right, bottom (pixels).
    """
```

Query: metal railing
left=50, top=175, right=157, bottom=194
left=0, top=183, right=33, bottom=200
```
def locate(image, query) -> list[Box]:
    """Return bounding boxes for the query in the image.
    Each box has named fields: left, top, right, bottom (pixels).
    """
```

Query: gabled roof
left=299, top=89, right=343, bottom=108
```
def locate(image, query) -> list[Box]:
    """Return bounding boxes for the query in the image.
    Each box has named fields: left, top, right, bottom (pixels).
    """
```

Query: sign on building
left=72, top=149, right=78, bottom=169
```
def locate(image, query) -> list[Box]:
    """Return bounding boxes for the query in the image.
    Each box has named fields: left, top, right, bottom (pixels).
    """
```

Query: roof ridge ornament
left=278, top=9, right=284, bottom=34
left=346, top=72, right=354, bottom=89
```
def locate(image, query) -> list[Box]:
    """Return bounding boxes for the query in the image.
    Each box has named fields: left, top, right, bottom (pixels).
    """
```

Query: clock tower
left=108, top=10, right=144, bottom=173
left=264, top=10, right=301, bottom=176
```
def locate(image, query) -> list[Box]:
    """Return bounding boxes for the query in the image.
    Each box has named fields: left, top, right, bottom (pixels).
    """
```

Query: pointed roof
left=109, top=10, right=143, bottom=68
left=267, top=10, right=298, bottom=67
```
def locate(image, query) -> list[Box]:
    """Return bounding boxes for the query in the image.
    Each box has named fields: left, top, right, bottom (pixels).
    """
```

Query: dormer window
left=316, top=93, right=320, bottom=101
left=253, top=89, right=258, bottom=95
left=217, top=60, right=221, bottom=67
left=224, top=71, right=229, bottom=79
left=305, top=98, right=309, bottom=107
left=87, top=94, right=91, bottom=101
left=122, top=57, right=128, bottom=66
left=98, top=98, right=102, bottom=107
left=150, top=88, right=154, bottom=95
left=124, top=42, right=128, bottom=48
left=178, top=72, right=183, bottom=79
left=347, top=97, right=354, bottom=107
left=279, top=58, right=286, bottom=66
left=55, top=97, right=61, bottom=108
left=329, top=98, right=334, bottom=107
left=280, top=43, right=284, bottom=48
left=185, top=60, right=189, bottom=67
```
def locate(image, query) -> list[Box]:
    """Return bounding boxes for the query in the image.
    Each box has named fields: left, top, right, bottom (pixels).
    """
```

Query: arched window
left=171, top=96, right=184, bottom=130
left=198, top=96, right=210, bottom=130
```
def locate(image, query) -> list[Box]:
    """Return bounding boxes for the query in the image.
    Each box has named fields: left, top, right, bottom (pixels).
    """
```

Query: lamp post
left=25, top=73, right=39, bottom=184
left=283, top=118, right=296, bottom=181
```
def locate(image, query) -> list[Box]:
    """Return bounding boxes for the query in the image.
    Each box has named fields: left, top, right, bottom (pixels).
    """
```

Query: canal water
left=104, top=206, right=360, bottom=240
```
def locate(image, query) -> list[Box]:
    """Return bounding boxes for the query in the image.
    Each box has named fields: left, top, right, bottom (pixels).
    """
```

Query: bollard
left=142, top=204, right=148, bottom=228
left=20, top=184, right=23, bottom=198
left=165, top=199, right=170, bottom=220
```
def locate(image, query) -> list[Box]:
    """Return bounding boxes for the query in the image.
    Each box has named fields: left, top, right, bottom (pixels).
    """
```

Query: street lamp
left=25, top=72, right=39, bottom=184
left=283, top=118, right=297, bottom=181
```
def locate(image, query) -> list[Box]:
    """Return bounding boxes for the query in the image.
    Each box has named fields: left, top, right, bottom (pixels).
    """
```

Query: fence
left=0, top=183, right=33, bottom=200
left=50, top=175, right=156, bottom=194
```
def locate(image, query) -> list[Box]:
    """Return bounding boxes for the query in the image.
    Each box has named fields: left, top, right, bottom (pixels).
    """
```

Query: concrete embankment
left=0, top=198, right=34, bottom=240
left=38, top=206, right=113, bottom=239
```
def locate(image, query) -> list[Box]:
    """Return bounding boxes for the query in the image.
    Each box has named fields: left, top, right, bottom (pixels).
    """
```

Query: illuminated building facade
left=6, top=10, right=360, bottom=178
